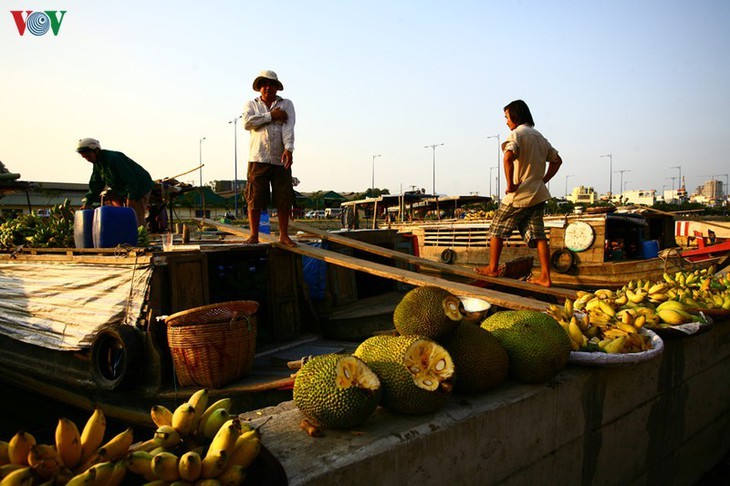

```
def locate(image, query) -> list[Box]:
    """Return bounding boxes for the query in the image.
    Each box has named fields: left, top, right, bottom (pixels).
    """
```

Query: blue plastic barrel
left=92, top=206, right=138, bottom=248
left=73, top=209, right=95, bottom=248
left=641, top=240, right=660, bottom=259
left=259, top=209, right=271, bottom=234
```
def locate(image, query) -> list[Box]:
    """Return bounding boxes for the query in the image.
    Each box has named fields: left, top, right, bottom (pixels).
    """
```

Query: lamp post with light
left=487, top=135, right=501, bottom=203
left=489, top=166, right=497, bottom=199
left=424, top=143, right=444, bottom=195
left=600, top=154, right=613, bottom=200
left=371, top=154, right=381, bottom=195
left=228, top=117, right=241, bottom=217
left=199, top=137, right=206, bottom=214
left=565, top=174, right=574, bottom=199
left=614, top=169, right=630, bottom=199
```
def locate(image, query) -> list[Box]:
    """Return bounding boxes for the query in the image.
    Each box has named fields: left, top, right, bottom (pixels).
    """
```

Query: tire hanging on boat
left=550, top=248, right=576, bottom=274
left=90, top=323, right=144, bottom=391
left=441, top=248, right=456, bottom=264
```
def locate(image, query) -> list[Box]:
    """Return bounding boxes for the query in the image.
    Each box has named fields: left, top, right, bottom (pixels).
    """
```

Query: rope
left=658, top=247, right=691, bottom=272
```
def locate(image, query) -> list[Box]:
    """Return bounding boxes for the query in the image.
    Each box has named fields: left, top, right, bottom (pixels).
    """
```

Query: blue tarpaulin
left=302, top=241, right=327, bottom=300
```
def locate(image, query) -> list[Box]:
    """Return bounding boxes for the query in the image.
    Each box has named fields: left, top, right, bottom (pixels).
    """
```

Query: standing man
left=77, top=138, right=154, bottom=227
left=475, top=100, right=562, bottom=287
left=243, top=70, right=297, bottom=247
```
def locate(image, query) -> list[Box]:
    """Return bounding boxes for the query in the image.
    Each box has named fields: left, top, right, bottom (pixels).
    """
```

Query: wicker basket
left=166, top=300, right=259, bottom=388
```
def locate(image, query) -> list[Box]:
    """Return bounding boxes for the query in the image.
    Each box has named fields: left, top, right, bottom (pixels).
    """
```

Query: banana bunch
left=0, top=406, right=132, bottom=486
left=125, top=389, right=261, bottom=485
left=655, top=268, right=730, bottom=311
left=0, top=200, right=76, bottom=249
left=548, top=298, right=654, bottom=355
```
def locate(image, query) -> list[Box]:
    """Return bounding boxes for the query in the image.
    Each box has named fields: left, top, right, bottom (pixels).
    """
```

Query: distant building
left=568, top=185, right=597, bottom=205
left=620, top=189, right=656, bottom=206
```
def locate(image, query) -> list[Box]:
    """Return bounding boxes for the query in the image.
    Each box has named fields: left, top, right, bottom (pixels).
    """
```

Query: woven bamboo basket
left=165, top=300, right=259, bottom=388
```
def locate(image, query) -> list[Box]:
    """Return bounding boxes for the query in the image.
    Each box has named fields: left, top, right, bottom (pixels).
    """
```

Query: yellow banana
left=602, top=328, right=629, bottom=339
left=619, top=310, right=635, bottom=326
left=202, top=409, right=231, bottom=441
left=228, top=428, right=260, bottom=469
left=634, top=315, right=646, bottom=329
left=0, top=466, right=33, bottom=486
left=150, top=405, right=173, bottom=428
left=171, top=403, right=196, bottom=436
left=594, top=289, right=615, bottom=300
left=87, top=461, right=115, bottom=486
left=663, top=272, right=675, bottom=285
left=614, top=293, right=628, bottom=306
left=217, top=464, right=247, bottom=486
left=598, top=300, right=616, bottom=317
left=0, top=441, right=9, bottom=466
left=563, top=299, right=574, bottom=318
left=65, top=468, right=96, bottom=486
left=626, top=289, right=646, bottom=304
left=56, top=417, right=82, bottom=470
left=603, top=336, right=626, bottom=354
left=80, top=407, right=106, bottom=464
left=187, top=389, right=209, bottom=433
left=97, top=428, right=133, bottom=461
left=126, top=451, right=157, bottom=481
left=657, top=309, right=690, bottom=325
left=8, top=431, right=35, bottom=465
left=178, top=451, right=202, bottom=482
left=208, top=419, right=242, bottom=459
left=616, top=322, right=638, bottom=335
left=27, top=444, right=63, bottom=480
left=151, top=451, right=180, bottom=482
left=568, top=320, right=584, bottom=348
left=153, top=425, right=181, bottom=449
left=648, top=282, right=668, bottom=295
left=196, top=398, right=233, bottom=437
left=107, top=459, right=127, bottom=486
left=200, top=450, right=228, bottom=479
left=585, top=298, right=602, bottom=312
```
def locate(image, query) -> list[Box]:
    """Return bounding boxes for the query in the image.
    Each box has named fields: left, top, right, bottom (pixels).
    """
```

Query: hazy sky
left=2, top=0, right=729, bottom=198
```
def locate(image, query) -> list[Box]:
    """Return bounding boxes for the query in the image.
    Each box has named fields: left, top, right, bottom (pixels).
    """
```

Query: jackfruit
left=393, top=286, right=463, bottom=339
left=354, top=335, right=454, bottom=415
left=441, top=323, right=509, bottom=393
left=480, top=310, right=571, bottom=384
left=293, top=354, right=381, bottom=429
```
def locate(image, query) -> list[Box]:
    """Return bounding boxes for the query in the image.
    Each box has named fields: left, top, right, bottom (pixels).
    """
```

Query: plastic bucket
left=642, top=240, right=660, bottom=259
left=92, top=206, right=138, bottom=248
left=73, top=209, right=95, bottom=248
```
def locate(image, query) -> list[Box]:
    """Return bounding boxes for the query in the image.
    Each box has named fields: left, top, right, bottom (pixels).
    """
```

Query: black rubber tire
left=90, top=324, right=144, bottom=391
left=550, top=248, right=576, bottom=274
left=441, top=248, right=456, bottom=264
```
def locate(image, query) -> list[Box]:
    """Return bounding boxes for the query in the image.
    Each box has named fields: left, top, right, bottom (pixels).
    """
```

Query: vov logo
left=11, top=10, right=67, bottom=36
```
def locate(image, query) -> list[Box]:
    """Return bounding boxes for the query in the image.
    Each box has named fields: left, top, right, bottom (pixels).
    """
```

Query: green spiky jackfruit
left=441, top=322, right=509, bottom=393
left=293, top=354, right=381, bottom=429
left=393, top=286, right=463, bottom=338
left=480, top=310, right=571, bottom=384
left=354, top=335, right=454, bottom=415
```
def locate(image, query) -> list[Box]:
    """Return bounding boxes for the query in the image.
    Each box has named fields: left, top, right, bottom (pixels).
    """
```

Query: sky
left=2, top=0, right=729, bottom=199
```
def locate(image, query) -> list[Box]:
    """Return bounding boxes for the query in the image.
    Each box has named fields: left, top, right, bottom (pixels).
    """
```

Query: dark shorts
left=244, top=162, right=294, bottom=211
left=488, top=201, right=547, bottom=248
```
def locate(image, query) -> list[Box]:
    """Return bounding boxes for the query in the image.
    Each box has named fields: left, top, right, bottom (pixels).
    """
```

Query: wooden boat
left=394, top=209, right=727, bottom=289
left=0, top=223, right=562, bottom=429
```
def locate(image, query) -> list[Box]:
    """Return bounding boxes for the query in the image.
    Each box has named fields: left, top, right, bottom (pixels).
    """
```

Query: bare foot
left=242, top=237, right=259, bottom=245
left=527, top=277, right=551, bottom=287
left=474, top=266, right=500, bottom=277
left=279, top=236, right=297, bottom=247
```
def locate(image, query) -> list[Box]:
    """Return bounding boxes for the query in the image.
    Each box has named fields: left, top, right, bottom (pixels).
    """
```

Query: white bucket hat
left=252, top=70, right=284, bottom=91
left=77, top=138, right=101, bottom=152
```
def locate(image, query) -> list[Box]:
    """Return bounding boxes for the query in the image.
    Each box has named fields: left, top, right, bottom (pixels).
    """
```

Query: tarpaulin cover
left=302, top=241, right=327, bottom=300
left=0, top=259, right=152, bottom=351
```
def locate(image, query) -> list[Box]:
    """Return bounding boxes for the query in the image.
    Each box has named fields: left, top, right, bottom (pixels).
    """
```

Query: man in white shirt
left=243, top=70, right=296, bottom=246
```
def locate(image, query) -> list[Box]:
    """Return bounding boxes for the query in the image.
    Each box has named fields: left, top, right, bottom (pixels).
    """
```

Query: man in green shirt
left=77, top=138, right=154, bottom=227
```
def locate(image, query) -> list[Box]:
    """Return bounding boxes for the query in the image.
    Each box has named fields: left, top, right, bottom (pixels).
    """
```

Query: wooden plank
left=288, top=221, right=577, bottom=300
left=195, top=219, right=553, bottom=312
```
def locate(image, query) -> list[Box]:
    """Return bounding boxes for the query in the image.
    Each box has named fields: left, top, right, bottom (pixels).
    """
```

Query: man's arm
left=243, top=100, right=271, bottom=130
left=504, top=150, right=519, bottom=193
left=281, top=100, right=296, bottom=168
left=544, top=154, right=562, bottom=184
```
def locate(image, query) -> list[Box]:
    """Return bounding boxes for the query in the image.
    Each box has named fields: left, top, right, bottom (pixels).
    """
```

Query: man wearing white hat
left=77, top=138, right=154, bottom=228
left=242, top=70, right=296, bottom=246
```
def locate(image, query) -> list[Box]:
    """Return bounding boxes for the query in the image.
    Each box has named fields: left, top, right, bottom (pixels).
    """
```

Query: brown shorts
left=244, top=162, right=294, bottom=211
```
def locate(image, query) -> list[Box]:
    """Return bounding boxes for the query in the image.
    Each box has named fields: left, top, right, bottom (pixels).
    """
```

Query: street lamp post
left=600, top=154, right=613, bottom=200
left=487, top=135, right=501, bottom=204
left=489, top=166, right=497, bottom=199
left=667, top=177, right=677, bottom=191
left=371, top=154, right=381, bottom=195
left=424, top=143, right=444, bottom=195
left=614, top=169, right=630, bottom=198
left=565, top=174, right=574, bottom=199
left=670, top=165, right=682, bottom=194
left=199, top=137, right=206, bottom=213
left=229, top=117, right=241, bottom=218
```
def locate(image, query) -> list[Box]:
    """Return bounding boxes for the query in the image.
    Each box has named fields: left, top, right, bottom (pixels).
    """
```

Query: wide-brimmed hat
left=252, top=70, right=284, bottom=91
left=77, top=138, right=100, bottom=152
